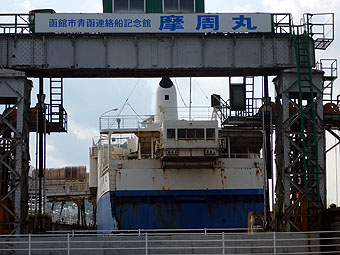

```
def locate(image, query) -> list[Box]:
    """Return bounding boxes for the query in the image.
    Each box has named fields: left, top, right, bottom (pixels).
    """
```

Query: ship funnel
left=155, top=77, right=178, bottom=123
left=159, top=77, right=174, bottom=88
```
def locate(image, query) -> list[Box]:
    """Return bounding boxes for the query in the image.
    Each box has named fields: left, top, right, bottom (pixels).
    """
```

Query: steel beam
left=0, top=34, right=314, bottom=78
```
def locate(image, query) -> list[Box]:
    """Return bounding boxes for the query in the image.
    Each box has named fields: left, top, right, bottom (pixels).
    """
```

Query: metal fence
left=1, top=229, right=340, bottom=254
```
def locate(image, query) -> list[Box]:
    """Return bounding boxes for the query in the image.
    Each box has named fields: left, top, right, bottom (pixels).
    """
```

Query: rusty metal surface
left=31, top=166, right=88, bottom=181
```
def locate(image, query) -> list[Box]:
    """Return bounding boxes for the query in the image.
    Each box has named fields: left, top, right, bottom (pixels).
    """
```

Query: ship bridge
left=0, top=9, right=338, bottom=233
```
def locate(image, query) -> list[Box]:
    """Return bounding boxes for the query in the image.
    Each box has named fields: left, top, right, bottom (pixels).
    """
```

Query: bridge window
left=163, top=0, right=195, bottom=13
left=187, top=128, right=194, bottom=138
left=206, top=128, right=215, bottom=140
left=196, top=128, right=204, bottom=139
left=178, top=128, right=186, bottom=139
left=177, top=128, right=205, bottom=140
left=114, top=0, right=145, bottom=13
left=167, top=129, right=175, bottom=139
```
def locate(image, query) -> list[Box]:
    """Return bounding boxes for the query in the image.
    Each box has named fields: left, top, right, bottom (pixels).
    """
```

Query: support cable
left=174, top=79, right=187, bottom=107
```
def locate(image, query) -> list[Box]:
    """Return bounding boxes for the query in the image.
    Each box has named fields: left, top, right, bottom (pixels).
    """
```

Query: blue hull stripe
left=97, top=189, right=264, bottom=230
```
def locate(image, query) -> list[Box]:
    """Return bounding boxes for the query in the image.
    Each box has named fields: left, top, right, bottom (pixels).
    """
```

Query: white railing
left=99, top=106, right=216, bottom=130
left=100, top=114, right=147, bottom=130
left=1, top=229, right=340, bottom=254
left=177, top=106, right=214, bottom=121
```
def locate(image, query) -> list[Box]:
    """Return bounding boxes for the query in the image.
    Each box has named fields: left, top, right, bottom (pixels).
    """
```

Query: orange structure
left=0, top=196, right=11, bottom=235
left=2, top=107, right=38, bottom=120
left=323, top=103, right=339, bottom=115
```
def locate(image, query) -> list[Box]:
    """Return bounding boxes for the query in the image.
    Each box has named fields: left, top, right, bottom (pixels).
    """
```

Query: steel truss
left=274, top=70, right=325, bottom=231
left=0, top=69, right=31, bottom=233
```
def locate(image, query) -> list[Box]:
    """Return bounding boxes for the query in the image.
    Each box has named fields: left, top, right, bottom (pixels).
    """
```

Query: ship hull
left=97, top=189, right=264, bottom=230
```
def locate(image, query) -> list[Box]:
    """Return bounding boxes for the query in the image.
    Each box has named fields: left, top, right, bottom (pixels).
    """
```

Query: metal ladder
left=245, top=77, right=255, bottom=116
left=49, top=78, right=63, bottom=123
left=293, top=29, right=320, bottom=212
left=228, top=76, right=254, bottom=117
left=48, top=78, right=67, bottom=132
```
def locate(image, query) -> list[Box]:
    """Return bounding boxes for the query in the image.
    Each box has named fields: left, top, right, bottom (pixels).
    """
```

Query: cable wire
left=193, top=78, right=210, bottom=102
left=127, top=102, right=142, bottom=120
left=117, top=79, right=141, bottom=116
left=174, top=78, right=187, bottom=107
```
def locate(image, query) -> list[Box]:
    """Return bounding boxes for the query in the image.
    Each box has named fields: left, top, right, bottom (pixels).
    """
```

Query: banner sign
left=35, top=13, right=272, bottom=34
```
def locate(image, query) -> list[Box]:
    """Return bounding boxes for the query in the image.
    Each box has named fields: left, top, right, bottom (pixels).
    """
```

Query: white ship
left=89, top=78, right=265, bottom=230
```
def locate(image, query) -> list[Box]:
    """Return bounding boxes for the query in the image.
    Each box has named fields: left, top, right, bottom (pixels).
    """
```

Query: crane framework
left=0, top=12, right=337, bottom=233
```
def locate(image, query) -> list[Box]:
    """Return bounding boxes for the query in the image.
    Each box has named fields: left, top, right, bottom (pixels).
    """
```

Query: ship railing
left=99, top=107, right=219, bottom=130
left=2, top=230, right=340, bottom=254
left=176, top=106, right=216, bottom=121
left=219, top=151, right=261, bottom=159
left=99, top=114, right=151, bottom=130
left=93, top=138, right=156, bottom=160
left=95, top=133, right=136, bottom=147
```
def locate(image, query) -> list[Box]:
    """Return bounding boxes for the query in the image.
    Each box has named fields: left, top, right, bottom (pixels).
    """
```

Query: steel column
left=0, top=69, right=31, bottom=233
left=274, top=70, right=325, bottom=231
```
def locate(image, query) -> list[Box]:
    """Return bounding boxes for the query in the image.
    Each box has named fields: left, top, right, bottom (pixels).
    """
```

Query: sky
left=2, top=0, right=340, bottom=205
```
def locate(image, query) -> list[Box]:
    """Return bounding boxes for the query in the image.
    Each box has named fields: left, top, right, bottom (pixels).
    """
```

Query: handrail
left=304, top=13, right=334, bottom=50
left=227, top=98, right=264, bottom=118
left=272, top=13, right=293, bottom=34
left=99, top=106, right=216, bottom=130
left=318, top=59, right=338, bottom=80
left=46, top=104, right=68, bottom=132
left=0, top=13, right=30, bottom=35
left=1, top=230, right=340, bottom=254
left=0, top=12, right=328, bottom=38
left=5, top=228, right=340, bottom=236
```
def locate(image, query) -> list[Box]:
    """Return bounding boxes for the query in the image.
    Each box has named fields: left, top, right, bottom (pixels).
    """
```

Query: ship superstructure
left=90, top=78, right=264, bottom=230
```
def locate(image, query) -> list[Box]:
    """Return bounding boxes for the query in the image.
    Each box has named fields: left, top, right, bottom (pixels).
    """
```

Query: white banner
left=35, top=13, right=272, bottom=34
